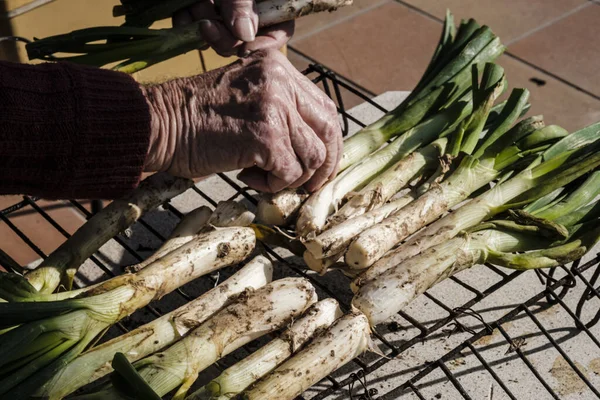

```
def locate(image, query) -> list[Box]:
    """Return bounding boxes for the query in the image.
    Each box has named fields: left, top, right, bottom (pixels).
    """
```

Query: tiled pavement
left=1, top=1, right=599, bottom=266
left=288, top=0, right=600, bottom=130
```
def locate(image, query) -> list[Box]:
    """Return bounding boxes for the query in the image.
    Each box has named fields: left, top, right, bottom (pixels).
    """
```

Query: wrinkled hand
left=142, top=49, right=342, bottom=193
left=173, top=0, right=294, bottom=57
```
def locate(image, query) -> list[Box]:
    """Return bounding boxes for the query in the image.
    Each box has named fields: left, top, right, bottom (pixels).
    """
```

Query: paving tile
left=496, top=54, right=600, bottom=133
left=402, top=0, right=587, bottom=44
left=0, top=196, right=88, bottom=266
left=2, top=0, right=38, bottom=13
left=293, top=2, right=442, bottom=94
left=0, top=195, right=37, bottom=266
left=291, top=0, right=387, bottom=42
left=0, top=1, right=19, bottom=62
left=289, top=48, right=373, bottom=110
left=509, top=4, right=600, bottom=98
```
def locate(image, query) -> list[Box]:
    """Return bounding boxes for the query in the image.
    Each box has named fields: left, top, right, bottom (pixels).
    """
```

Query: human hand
left=173, top=0, right=294, bottom=58
left=142, top=49, right=342, bottom=193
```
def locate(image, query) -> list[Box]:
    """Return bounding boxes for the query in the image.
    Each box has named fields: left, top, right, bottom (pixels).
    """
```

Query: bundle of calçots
left=71, top=277, right=319, bottom=400
left=258, top=10, right=600, bottom=333
left=33, top=255, right=275, bottom=399
left=352, top=163, right=600, bottom=324
left=0, top=185, right=373, bottom=400
left=25, top=0, right=354, bottom=73
left=3, top=8, right=599, bottom=400
left=301, top=113, right=600, bottom=318
left=188, top=298, right=343, bottom=400
left=0, top=195, right=256, bottom=393
left=0, top=224, right=256, bottom=397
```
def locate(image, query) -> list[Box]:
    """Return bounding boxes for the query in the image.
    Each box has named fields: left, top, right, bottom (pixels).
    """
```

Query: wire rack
left=1, top=64, right=600, bottom=399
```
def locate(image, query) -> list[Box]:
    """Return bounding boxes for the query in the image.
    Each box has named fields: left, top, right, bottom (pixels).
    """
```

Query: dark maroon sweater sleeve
left=0, top=60, right=151, bottom=200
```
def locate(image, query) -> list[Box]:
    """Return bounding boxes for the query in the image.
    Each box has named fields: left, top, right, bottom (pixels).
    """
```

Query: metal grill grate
left=1, top=64, right=599, bottom=399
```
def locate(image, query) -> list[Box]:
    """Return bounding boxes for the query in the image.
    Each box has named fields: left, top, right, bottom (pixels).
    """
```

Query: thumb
left=220, top=0, right=258, bottom=42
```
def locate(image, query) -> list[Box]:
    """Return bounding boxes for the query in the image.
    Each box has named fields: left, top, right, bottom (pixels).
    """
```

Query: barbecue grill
left=1, top=64, right=599, bottom=399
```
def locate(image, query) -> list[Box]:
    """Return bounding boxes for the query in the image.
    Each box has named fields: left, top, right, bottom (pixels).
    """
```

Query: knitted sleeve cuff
left=0, top=61, right=152, bottom=199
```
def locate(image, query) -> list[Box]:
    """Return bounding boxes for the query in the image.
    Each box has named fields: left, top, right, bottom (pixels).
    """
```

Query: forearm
left=0, top=60, right=152, bottom=199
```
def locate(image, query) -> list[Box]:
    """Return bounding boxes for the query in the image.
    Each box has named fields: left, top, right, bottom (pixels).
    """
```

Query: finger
left=293, top=91, right=342, bottom=191
left=188, top=1, right=220, bottom=20
left=238, top=148, right=304, bottom=193
left=238, top=21, right=294, bottom=56
left=290, top=69, right=343, bottom=189
left=237, top=167, right=271, bottom=192
left=199, top=19, right=242, bottom=57
left=173, top=8, right=209, bottom=50
left=241, top=123, right=304, bottom=193
left=287, top=113, right=326, bottom=188
left=267, top=149, right=304, bottom=192
left=305, top=115, right=341, bottom=192
left=220, top=0, right=258, bottom=42
left=330, top=123, right=344, bottom=180
left=173, top=9, right=193, bottom=27
left=305, top=129, right=339, bottom=192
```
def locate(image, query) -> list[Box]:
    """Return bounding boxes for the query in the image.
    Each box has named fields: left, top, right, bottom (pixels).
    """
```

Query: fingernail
left=234, top=16, right=256, bottom=42
left=199, top=20, right=220, bottom=43
left=239, top=49, right=251, bottom=58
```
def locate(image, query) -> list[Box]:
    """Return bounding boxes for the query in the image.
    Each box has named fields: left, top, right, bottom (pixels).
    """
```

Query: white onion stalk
left=130, top=200, right=254, bottom=273
left=256, top=189, right=309, bottom=226
left=0, top=227, right=256, bottom=398
left=304, top=193, right=416, bottom=262
left=126, top=205, right=212, bottom=273
left=172, top=206, right=213, bottom=236
left=0, top=206, right=211, bottom=303
left=257, top=0, right=354, bottom=25
left=241, top=311, right=372, bottom=400
left=303, top=252, right=379, bottom=278
left=303, top=250, right=343, bottom=275
left=35, top=255, right=273, bottom=400
left=297, top=62, right=511, bottom=240
left=296, top=103, right=470, bottom=237
left=328, top=138, right=447, bottom=226
left=353, top=226, right=575, bottom=325
left=354, top=231, right=516, bottom=325
left=208, top=201, right=256, bottom=227
left=345, top=154, right=501, bottom=269
left=353, top=192, right=600, bottom=326
left=352, top=124, right=600, bottom=292
left=343, top=77, right=541, bottom=269
left=19, top=173, right=193, bottom=295
left=75, top=278, right=318, bottom=400
left=1, top=201, right=252, bottom=303
left=189, top=298, right=343, bottom=400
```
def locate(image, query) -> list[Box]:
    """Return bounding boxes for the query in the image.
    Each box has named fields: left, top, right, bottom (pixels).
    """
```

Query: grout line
left=393, top=0, right=444, bottom=23
left=503, top=53, right=600, bottom=101
left=289, top=0, right=389, bottom=44
left=505, top=2, right=591, bottom=46
left=393, top=0, right=600, bottom=101
left=288, top=46, right=378, bottom=97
